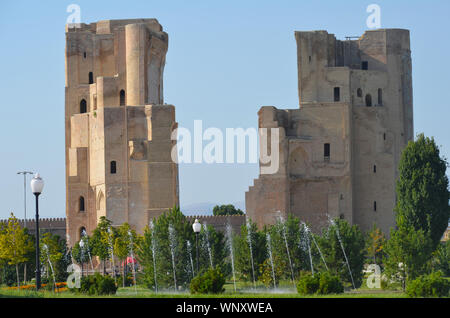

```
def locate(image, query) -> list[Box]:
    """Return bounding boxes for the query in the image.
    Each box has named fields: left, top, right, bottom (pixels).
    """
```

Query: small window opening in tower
left=378, top=88, right=383, bottom=105
left=80, top=99, right=87, bottom=113
left=383, top=132, right=386, bottom=140
left=362, top=61, right=368, bottom=70
left=334, top=87, right=340, bottom=102
left=309, top=56, right=312, bottom=63
left=365, top=94, right=372, bottom=107
left=83, top=52, right=86, bottom=59
left=374, top=201, right=377, bottom=211
left=110, top=161, right=117, bottom=174
left=324, top=143, right=330, bottom=162
left=373, top=165, right=377, bottom=173
left=79, top=196, right=85, bottom=212
left=120, top=89, right=126, bottom=106
left=79, top=226, right=86, bottom=239
left=357, top=88, right=362, bottom=98
left=89, top=72, right=94, bottom=84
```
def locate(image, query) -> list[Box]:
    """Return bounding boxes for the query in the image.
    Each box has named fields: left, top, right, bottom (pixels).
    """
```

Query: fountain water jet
left=149, top=221, right=158, bottom=292
left=107, top=227, right=117, bottom=285
left=307, top=225, right=328, bottom=271
left=43, top=244, right=57, bottom=291
left=266, top=233, right=276, bottom=289
left=328, top=216, right=356, bottom=289
left=202, top=223, right=213, bottom=268
left=226, top=223, right=237, bottom=292
left=186, top=240, right=195, bottom=279
left=278, top=214, right=295, bottom=285
left=81, top=229, right=94, bottom=273
left=168, top=224, right=178, bottom=290
left=128, top=230, right=138, bottom=294
left=245, top=220, right=256, bottom=289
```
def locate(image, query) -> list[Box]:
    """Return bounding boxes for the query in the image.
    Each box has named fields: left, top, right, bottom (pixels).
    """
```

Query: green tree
left=39, top=232, right=69, bottom=285
left=72, top=235, right=93, bottom=277
left=431, top=241, right=450, bottom=276
left=114, top=223, right=139, bottom=287
left=395, top=133, right=450, bottom=249
left=316, top=218, right=366, bottom=288
left=91, top=217, right=114, bottom=275
left=234, top=219, right=267, bottom=282
left=384, top=225, right=433, bottom=291
left=0, top=213, right=34, bottom=287
left=137, top=225, right=158, bottom=290
left=213, top=204, right=244, bottom=216
left=266, top=215, right=310, bottom=282
left=146, top=206, right=196, bottom=290
left=366, top=224, right=386, bottom=265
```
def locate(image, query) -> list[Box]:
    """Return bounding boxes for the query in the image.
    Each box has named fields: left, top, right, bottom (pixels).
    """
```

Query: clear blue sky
left=0, top=0, right=448, bottom=219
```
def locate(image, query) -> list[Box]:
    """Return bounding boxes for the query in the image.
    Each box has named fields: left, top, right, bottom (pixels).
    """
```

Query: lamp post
left=79, top=239, right=85, bottom=277
left=192, top=219, right=201, bottom=275
left=30, top=173, right=44, bottom=291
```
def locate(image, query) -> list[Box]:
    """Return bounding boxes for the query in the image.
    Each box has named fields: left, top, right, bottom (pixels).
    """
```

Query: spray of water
left=300, top=222, right=314, bottom=275
left=107, top=227, right=117, bottom=285
left=245, top=220, right=256, bottom=289
left=81, top=229, right=94, bottom=273
left=168, top=224, right=177, bottom=290
left=202, top=223, right=213, bottom=268
left=266, top=233, right=276, bottom=289
left=149, top=221, right=158, bottom=292
left=226, top=223, right=237, bottom=292
left=186, top=240, right=195, bottom=279
left=305, top=224, right=328, bottom=271
left=278, top=214, right=295, bottom=285
left=43, top=244, right=56, bottom=291
left=128, top=230, right=138, bottom=294
left=328, top=216, right=356, bottom=289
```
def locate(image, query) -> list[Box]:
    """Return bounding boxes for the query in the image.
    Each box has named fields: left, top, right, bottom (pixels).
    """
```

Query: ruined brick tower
left=65, top=19, right=179, bottom=246
left=246, top=29, right=413, bottom=235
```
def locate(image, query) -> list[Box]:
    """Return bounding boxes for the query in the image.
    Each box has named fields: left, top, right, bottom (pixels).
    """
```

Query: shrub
left=78, top=273, right=118, bottom=295
left=318, top=271, right=344, bottom=294
left=297, top=273, right=319, bottom=295
left=189, top=268, right=226, bottom=294
left=297, top=272, right=344, bottom=295
left=406, top=271, right=450, bottom=298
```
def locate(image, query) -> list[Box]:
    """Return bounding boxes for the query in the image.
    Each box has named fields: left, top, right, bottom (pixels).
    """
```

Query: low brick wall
left=0, top=218, right=66, bottom=239
left=0, top=215, right=246, bottom=239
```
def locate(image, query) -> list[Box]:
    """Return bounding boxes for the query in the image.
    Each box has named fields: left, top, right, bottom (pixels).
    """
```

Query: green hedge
left=189, top=268, right=226, bottom=294
left=297, top=272, right=344, bottom=295
left=78, top=273, right=118, bottom=295
left=406, top=272, right=449, bottom=298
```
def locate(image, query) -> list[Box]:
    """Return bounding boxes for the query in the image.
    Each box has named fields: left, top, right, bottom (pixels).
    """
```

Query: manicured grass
left=0, top=280, right=407, bottom=298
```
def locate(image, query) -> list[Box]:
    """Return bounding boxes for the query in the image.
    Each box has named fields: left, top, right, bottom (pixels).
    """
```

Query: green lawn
left=0, top=280, right=407, bottom=298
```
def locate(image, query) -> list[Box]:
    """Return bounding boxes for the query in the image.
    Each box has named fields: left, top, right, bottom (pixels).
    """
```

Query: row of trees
left=0, top=214, right=70, bottom=287
left=1, top=133, right=448, bottom=294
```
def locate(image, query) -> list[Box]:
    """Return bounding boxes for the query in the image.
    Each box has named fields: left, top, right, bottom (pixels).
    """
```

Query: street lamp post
left=17, top=171, right=33, bottom=227
left=79, top=239, right=85, bottom=277
left=30, top=173, right=44, bottom=291
left=192, top=219, right=201, bottom=275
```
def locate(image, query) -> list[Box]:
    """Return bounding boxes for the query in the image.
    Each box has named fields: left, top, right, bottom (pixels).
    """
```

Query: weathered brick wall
left=0, top=215, right=246, bottom=239
left=0, top=218, right=67, bottom=239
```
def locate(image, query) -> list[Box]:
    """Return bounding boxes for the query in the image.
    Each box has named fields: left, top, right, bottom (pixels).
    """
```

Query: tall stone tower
left=65, top=19, right=179, bottom=246
left=246, top=29, right=413, bottom=235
